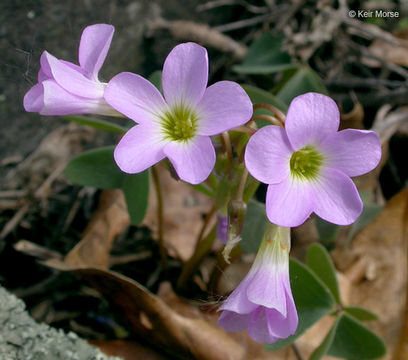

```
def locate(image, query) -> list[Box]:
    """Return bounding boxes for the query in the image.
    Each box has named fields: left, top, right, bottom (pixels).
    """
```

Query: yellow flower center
left=160, top=104, right=199, bottom=142
left=289, top=145, right=323, bottom=180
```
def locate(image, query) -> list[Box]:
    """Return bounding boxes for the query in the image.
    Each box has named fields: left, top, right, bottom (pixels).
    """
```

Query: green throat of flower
left=160, top=105, right=199, bottom=142
left=289, top=145, right=324, bottom=180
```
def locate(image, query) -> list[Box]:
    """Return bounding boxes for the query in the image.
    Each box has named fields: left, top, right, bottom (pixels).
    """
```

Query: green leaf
left=306, top=243, right=340, bottom=303
left=344, top=306, right=379, bottom=322
left=327, top=313, right=386, bottom=359
left=277, top=68, right=327, bottom=105
left=316, top=217, right=340, bottom=246
left=149, top=70, right=162, bottom=92
left=63, top=115, right=128, bottom=133
left=233, top=33, right=295, bottom=75
left=242, top=84, right=288, bottom=124
left=65, top=146, right=124, bottom=189
left=65, top=146, right=150, bottom=225
left=122, top=171, right=150, bottom=225
left=309, top=316, right=341, bottom=360
left=266, top=259, right=335, bottom=351
left=241, top=200, right=267, bottom=254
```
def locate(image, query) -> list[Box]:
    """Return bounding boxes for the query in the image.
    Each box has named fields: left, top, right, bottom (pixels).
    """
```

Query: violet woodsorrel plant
left=23, top=23, right=384, bottom=355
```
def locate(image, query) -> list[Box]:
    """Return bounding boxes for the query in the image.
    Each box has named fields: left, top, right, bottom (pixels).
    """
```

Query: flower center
left=160, top=104, right=199, bottom=142
left=289, top=145, right=323, bottom=180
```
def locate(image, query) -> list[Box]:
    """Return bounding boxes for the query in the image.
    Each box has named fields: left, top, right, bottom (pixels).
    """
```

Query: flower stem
left=235, top=167, right=249, bottom=201
left=151, top=166, right=167, bottom=269
left=194, top=205, right=217, bottom=251
left=177, top=226, right=217, bottom=293
left=253, top=103, right=286, bottom=125
left=251, top=114, right=284, bottom=127
left=220, top=132, right=233, bottom=162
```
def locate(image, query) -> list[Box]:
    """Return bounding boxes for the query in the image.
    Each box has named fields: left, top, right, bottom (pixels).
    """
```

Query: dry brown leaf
left=64, top=189, right=130, bottom=268
left=340, top=99, right=364, bottom=130
left=332, top=188, right=408, bottom=359
left=368, top=30, right=408, bottom=67
left=91, top=340, right=167, bottom=360
left=72, top=268, right=247, bottom=360
left=143, top=164, right=213, bottom=261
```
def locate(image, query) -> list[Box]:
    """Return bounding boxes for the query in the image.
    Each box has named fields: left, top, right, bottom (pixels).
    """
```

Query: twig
left=344, top=17, right=403, bottom=46
left=0, top=190, right=28, bottom=198
left=149, top=19, right=247, bottom=60
left=14, top=240, right=63, bottom=260
left=108, top=251, right=152, bottom=266
left=0, top=203, right=30, bottom=240
left=197, top=0, right=268, bottom=14
left=213, top=13, right=274, bottom=33
left=151, top=166, right=168, bottom=269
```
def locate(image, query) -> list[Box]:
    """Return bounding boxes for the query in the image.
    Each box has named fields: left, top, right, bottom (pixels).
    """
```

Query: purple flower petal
left=248, top=307, right=280, bottom=343
left=164, top=136, right=216, bottom=184
left=197, top=81, right=252, bottom=136
left=23, top=83, right=44, bottom=113
left=218, top=311, right=251, bottom=332
left=312, top=167, right=363, bottom=225
left=265, top=276, right=298, bottom=338
left=247, top=267, right=287, bottom=316
left=42, top=51, right=104, bottom=99
left=162, top=43, right=208, bottom=107
left=245, top=126, right=292, bottom=185
left=266, top=177, right=314, bottom=227
left=320, top=129, right=381, bottom=177
left=285, top=93, right=340, bottom=150
left=105, top=72, right=167, bottom=123
left=38, top=68, right=50, bottom=82
left=114, top=124, right=166, bottom=174
left=39, top=80, right=110, bottom=116
left=219, top=276, right=258, bottom=314
left=79, top=24, right=114, bottom=80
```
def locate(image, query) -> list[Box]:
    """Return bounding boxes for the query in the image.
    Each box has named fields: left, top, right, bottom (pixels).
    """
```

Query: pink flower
left=23, top=24, right=117, bottom=116
left=218, top=225, right=298, bottom=343
left=245, top=93, right=381, bottom=227
left=104, top=42, right=253, bottom=184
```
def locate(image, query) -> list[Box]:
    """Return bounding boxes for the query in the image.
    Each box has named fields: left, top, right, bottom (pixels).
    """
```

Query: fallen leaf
left=332, top=188, right=408, bottom=359
left=368, top=30, right=408, bottom=67
left=64, top=189, right=130, bottom=268
left=91, top=340, right=167, bottom=360
left=143, top=164, right=213, bottom=261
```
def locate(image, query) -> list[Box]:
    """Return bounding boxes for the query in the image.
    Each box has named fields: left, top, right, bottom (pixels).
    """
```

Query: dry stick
left=151, top=166, right=168, bottom=269
left=213, top=13, right=274, bottom=33
left=0, top=203, right=30, bottom=240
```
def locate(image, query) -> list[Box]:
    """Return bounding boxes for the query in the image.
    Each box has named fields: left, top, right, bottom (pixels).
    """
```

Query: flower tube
left=218, top=224, right=298, bottom=343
